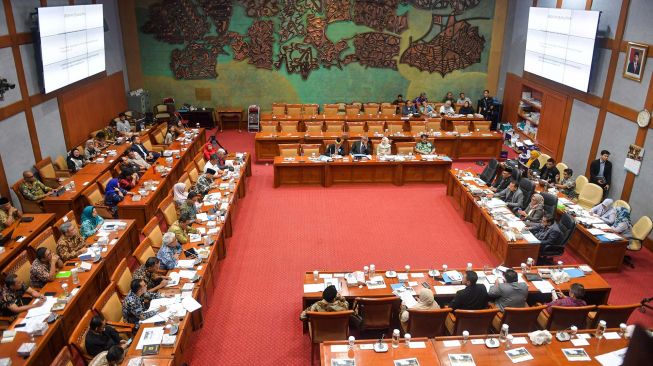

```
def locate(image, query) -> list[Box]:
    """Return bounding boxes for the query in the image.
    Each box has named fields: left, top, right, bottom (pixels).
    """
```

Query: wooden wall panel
left=58, top=72, right=127, bottom=149
left=537, top=93, right=567, bottom=158
left=502, top=73, right=522, bottom=125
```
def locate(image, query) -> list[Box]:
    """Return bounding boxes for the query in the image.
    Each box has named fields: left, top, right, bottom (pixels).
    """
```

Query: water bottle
left=466, top=263, right=472, bottom=271
left=363, top=266, right=369, bottom=278
left=499, top=324, right=509, bottom=342
left=71, top=268, right=79, bottom=285
left=527, top=257, right=534, bottom=271
left=369, top=264, right=375, bottom=278
left=520, top=263, right=527, bottom=275
left=618, top=323, right=627, bottom=337
left=348, top=336, right=355, bottom=350
left=462, top=330, right=469, bottom=344
left=405, top=265, right=410, bottom=274
left=570, top=325, right=578, bottom=338
left=557, top=261, right=564, bottom=272
left=442, top=264, right=448, bottom=272
left=404, top=333, right=411, bottom=347
left=505, top=334, right=513, bottom=349
left=313, top=270, right=319, bottom=281
left=392, top=329, right=400, bottom=348
left=595, top=320, right=606, bottom=339
left=483, top=264, right=489, bottom=274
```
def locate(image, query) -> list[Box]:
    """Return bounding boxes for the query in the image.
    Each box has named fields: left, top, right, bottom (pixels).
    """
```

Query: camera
left=0, top=78, right=16, bottom=101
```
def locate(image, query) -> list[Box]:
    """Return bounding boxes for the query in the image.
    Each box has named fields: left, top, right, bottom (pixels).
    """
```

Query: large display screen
left=37, top=5, right=105, bottom=93
left=524, top=7, right=600, bottom=92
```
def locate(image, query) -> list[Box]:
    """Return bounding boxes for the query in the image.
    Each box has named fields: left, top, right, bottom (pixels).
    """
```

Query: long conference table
left=256, top=131, right=503, bottom=161
left=0, top=213, right=55, bottom=269
left=274, top=155, right=453, bottom=187
left=321, top=329, right=629, bottom=366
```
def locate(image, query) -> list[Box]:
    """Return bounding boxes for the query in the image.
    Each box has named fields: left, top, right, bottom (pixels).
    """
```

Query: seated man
left=179, top=191, right=201, bottom=220
left=0, top=274, right=44, bottom=316
left=57, top=222, right=87, bottom=261
left=442, top=91, right=455, bottom=103
left=448, top=271, right=488, bottom=310
left=554, top=168, right=577, bottom=199
left=118, top=156, right=141, bottom=177
left=89, top=345, right=125, bottom=366
left=545, top=283, right=586, bottom=314
left=85, top=313, right=128, bottom=357
left=491, top=180, right=524, bottom=211
left=19, top=171, right=53, bottom=201
left=488, top=269, right=527, bottom=311
left=456, top=92, right=471, bottom=106
left=126, top=150, right=150, bottom=171
left=299, top=285, right=348, bottom=321
left=122, top=279, right=164, bottom=330
left=538, top=158, right=560, bottom=184
left=204, top=153, right=227, bottom=173
left=414, top=134, right=435, bottom=155
left=418, top=102, right=436, bottom=117
left=133, top=257, right=170, bottom=292
left=350, top=136, right=371, bottom=155
left=30, top=247, right=62, bottom=288
left=529, top=215, right=563, bottom=256
left=490, top=168, right=512, bottom=193
left=402, top=100, right=417, bottom=116
left=115, top=113, right=132, bottom=136
left=157, top=232, right=182, bottom=270
left=168, top=215, right=199, bottom=244
left=439, top=100, right=455, bottom=115
left=0, top=197, right=22, bottom=231
left=130, top=136, right=160, bottom=163
left=324, top=138, right=345, bottom=157
left=193, top=168, right=217, bottom=196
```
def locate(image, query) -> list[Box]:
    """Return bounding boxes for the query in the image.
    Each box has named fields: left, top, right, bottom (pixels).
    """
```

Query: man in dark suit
left=349, top=136, right=371, bottom=155
left=324, top=138, right=345, bottom=157
left=589, top=150, right=612, bottom=193
left=130, top=136, right=160, bottom=163
left=478, top=89, right=494, bottom=117
left=448, top=271, right=488, bottom=310
left=490, top=168, right=512, bottom=192
left=627, top=51, right=641, bottom=75
left=492, top=180, right=524, bottom=211
left=529, top=215, right=562, bottom=248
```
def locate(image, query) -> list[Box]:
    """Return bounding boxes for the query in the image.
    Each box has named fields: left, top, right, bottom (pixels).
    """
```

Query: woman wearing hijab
left=525, top=150, right=541, bottom=172
left=80, top=206, right=105, bottom=239
left=459, top=100, right=475, bottom=115
left=591, top=199, right=616, bottom=225
left=203, top=142, right=215, bottom=161
left=66, top=148, right=87, bottom=173
left=605, top=207, right=633, bottom=238
left=399, top=288, right=440, bottom=331
left=104, top=178, right=133, bottom=218
left=173, top=183, right=188, bottom=206
left=518, top=193, right=544, bottom=225
left=376, top=137, right=392, bottom=156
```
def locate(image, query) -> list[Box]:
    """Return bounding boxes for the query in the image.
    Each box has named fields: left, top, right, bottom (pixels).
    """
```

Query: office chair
left=479, top=159, right=499, bottom=184
left=541, top=192, right=558, bottom=217
left=624, top=216, right=652, bottom=268
left=538, top=213, right=575, bottom=265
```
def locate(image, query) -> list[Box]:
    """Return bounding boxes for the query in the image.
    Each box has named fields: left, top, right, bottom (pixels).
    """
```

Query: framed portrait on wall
left=623, top=42, right=648, bottom=82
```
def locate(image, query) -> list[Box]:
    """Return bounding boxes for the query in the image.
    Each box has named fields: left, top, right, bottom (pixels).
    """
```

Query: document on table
left=330, top=344, right=349, bottom=352
left=167, top=272, right=180, bottom=287
left=570, top=338, right=589, bottom=346
left=531, top=280, right=555, bottom=293
left=443, top=340, right=461, bottom=347
left=303, top=283, right=325, bottom=293
left=595, top=347, right=627, bottom=366
left=25, top=297, right=57, bottom=318
left=434, top=285, right=465, bottom=295
left=177, top=260, right=196, bottom=269
left=398, top=291, right=418, bottom=309
left=13, top=314, right=49, bottom=333
left=182, top=297, right=202, bottom=312
left=178, top=270, right=197, bottom=279
left=196, top=213, right=209, bottom=222
left=409, top=341, right=426, bottom=349
left=135, top=326, right=164, bottom=350
left=365, top=276, right=386, bottom=289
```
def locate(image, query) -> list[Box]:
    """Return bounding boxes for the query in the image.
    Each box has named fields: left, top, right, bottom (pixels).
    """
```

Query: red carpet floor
left=187, top=130, right=653, bottom=365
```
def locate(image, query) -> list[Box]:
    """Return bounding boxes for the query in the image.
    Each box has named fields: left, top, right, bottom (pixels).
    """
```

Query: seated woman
left=173, top=182, right=188, bottom=207
left=604, top=207, right=632, bottom=238
left=80, top=206, right=105, bottom=239
left=591, top=199, right=616, bottom=225
left=399, top=288, right=440, bottom=332
left=104, top=178, right=134, bottom=218
left=164, top=125, right=179, bottom=145
left=376, top=137, right=392, bottom=156
left=517, top=193, right=544, bottom=225
left=525, top=150, right=541, bottom=176
left=84, top=139, right=100, bottom=160
left=459, top=100, right=475, bottom=115
left=118, top=171, right=138, bottom=190
left=66, top=148, right=87, bottom=173
left=203, top=142, right=215, bottom=161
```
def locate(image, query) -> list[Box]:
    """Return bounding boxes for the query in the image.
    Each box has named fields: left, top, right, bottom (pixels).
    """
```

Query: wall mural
left=136, top=0, right=495, bottom=108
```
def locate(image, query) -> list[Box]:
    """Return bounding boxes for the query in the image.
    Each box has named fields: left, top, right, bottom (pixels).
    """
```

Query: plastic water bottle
left=369, top=264, right=375, bottom=278
left=404, top=333, right=411, bottom=347
left=618, top=323, right=627, bottom=337
left=570, top=325, right=578, bottom=338
left=466, top=262, right=473, bottom=271
left=462, top=330, right=469, bottom=344
left=348, top=336, right=355, bottom=350
left=364, top=266, right=369, bottom=278
left=313, top=270, right=318, bottom=281
left=595, top=320, right=606, bottom=339
left=527, top=257, right=534, bottom=271
left=499, top=324, right=509, bottom=342
left=505, top=334, right=513, bottom=349
left=71, top=268, right=79, bottom=285
left=520, top=263, right=527, bottom=275
left=442, top=264, right=448, bottom=272
left=392, top=329, right=400, bottom=348
left=557, top=261, right=564, bottom=272
left=405, top=265, right=410, bottom=274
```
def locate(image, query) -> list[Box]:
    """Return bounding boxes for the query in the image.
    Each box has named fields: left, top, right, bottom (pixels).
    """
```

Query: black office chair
left=541, top=192, right=558, bottom=217
left=479, top=159, right=499, bottom=184
left=539, top=213, right=575, bottom=264
left=518, top=178, right=535, bottom=210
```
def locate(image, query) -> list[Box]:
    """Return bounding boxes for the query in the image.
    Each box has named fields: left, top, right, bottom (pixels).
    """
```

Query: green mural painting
left=136, top=0, right=496, bottom=110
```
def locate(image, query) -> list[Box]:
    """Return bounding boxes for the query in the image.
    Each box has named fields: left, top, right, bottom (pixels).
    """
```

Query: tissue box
left=17, top=343, right=36, bottom=357
left=0, top=357, right=12, bottom=366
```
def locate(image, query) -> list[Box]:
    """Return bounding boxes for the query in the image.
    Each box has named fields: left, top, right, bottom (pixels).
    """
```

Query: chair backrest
left=307, top=310, right=353, bottom=344
left=409, top=121, right=426, bottom=133
left=323, top=104, right=339, bottom=116
left=186, top=162, right=199, bottom=184
left=396, top=142, right=416, bottom=155
left=51, top=345, right=74, bottom=366
left=541, top=192, right=558, bottom=217
left=153, top=129, right=165, bottom=145
left=111, top=258, right=133, bottom=297
left=178, top=172, right=191, bottom=191
left=2, top=251, right=32, bottom=288
left=406, top=308, right=452, bottom=338
left=134, top=238, right=156, bottom=265
left=53, top=210, right=79, bottom=238
left=54, top=155, right=68, bottom=171
left=286, top=104, right=302, bottom=117
left=631, top=216, right=652, bottom=241
left=555, top=162, right=568, bottom=179
left=577, top=183, right=604, bottom=209
left=272, top=103, right=286, bottom=116
left=325, top=121, right=344, bottom=132
left=323, top=140, right=348, bottom=155
left=68, top=310, right=95, bottom=362
left=558, top=213, right=576, bottom=246
left=546, top=305, right=596, bottom=330
left=363, top=103, right=379, bottom=114
left=425, top=119, right=441, bottom=132
left=278, top=144, right=300, bottom=157
left=81, top=182, right=104, bottom=206
left=301, top=144, right=321, bottom=157
left=451, top=308, right=499, bottom=335
left=28, top=227, right=57, bottom=259
left=142, top=218, right=164, bottom=249
left=35, top=157, right=56, bottom=179
left=454, top=124, right=470, bottom=134
left=93, top=283, right=124, bottom=323
left=11, top=179, right=42, bottom=213
left=142, top=137, right=155, bottom=152
left=346, top=122, right=365, bottom=133
left=355, top=297, right=398, bottom=330
left=613, top=200, right=631, bottom=211
left=303, top=104, right=319, bottom=115
left=260, top=121, right=279, bottom=132
left=157, top=195, right=178, bottom=227
left=575, top=175, right=588, bottom=194
left=479, top=159, right=498, bottom=184
left=387, top=121, right=404, bottom=134
left=97, top=171, right=113, bottom=194
left=305, top=121, right=324, bottom=133
left=499, top=305, right=547, bottom=333
left=518, top=178, right=535, bottom=209
left=345, top=105, right=360, bottom=116
left=472, top=121, right=491, bottom=131
left=194, top=154, right=207, bottom=172
left=280, top=120, right=299, bottom=132
left=367, top=121, right=385, bottom=133
left=590, top=304, right=640, bottom=328
left=381, top=105, right=396, bottom=115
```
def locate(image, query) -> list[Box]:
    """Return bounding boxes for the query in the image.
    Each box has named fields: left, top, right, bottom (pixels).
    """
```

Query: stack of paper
left=135, top=327, right=164, bottom=350
left=532, top=280, right=555, bottom=293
